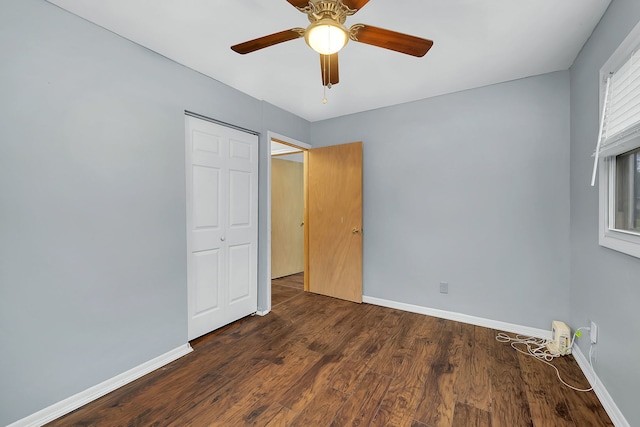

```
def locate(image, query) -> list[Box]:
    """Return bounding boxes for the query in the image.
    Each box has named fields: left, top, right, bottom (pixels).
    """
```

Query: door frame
left=263, top=131, right=311, bottom=315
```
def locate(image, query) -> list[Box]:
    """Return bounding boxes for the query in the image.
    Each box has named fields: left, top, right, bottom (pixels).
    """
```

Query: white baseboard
left=363, top=295, right=551, bottom=339
left=255, top=309, right=270, bottom=316
left=573, top=346, right=630, bottom=427
left=9, top=344, right=193, bottom=427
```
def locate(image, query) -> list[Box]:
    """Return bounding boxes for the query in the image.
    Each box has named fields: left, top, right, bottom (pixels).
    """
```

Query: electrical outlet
left=590, top=321, right=598, bottom=344
left=439, top=282, right=448, bottom=294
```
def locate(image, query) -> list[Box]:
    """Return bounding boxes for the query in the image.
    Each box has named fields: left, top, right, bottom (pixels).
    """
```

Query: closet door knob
left=220, top=236, right=226, bottom=242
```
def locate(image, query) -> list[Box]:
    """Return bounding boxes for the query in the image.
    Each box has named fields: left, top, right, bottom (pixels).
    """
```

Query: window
left=596, top=20, right=640, bottom=258
left=614, top=148, right=640, bottom=233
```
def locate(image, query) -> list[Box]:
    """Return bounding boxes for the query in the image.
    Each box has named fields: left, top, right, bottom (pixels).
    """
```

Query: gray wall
left=570, top=0, right=640, bottom=425
left=0, top=0, right=308, bottom=424
left=311, top=72, right=571, bottom=329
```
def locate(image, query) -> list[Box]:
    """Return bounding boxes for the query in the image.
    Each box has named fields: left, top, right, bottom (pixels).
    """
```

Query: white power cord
left=496, top=328, right=594, bottom=392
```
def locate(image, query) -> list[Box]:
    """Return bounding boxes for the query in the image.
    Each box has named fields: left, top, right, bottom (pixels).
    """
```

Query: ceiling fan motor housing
left=300, top=0, right=357, bottom=24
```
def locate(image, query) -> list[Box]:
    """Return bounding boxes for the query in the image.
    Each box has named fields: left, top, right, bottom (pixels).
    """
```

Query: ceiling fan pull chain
left=322, top=53, right=329, bottom=104
left=327, top=51, right=332, bottom=89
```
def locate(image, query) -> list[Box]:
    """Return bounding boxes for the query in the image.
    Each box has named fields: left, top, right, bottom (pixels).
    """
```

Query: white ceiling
left=46, top=0, right=610, bottom=122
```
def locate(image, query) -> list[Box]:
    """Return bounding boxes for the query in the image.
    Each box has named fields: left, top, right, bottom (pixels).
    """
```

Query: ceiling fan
left=231, top=0, right=434, bottom=88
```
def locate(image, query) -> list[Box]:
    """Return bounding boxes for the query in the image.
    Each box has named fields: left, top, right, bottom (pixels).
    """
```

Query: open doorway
left=265, top=133, right=363, bottom=313
left=267, top=132, right=311, bottom=312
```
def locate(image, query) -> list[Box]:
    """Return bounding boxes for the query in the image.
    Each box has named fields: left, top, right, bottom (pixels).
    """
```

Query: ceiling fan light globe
left=305, top=19, right=348, bottom=55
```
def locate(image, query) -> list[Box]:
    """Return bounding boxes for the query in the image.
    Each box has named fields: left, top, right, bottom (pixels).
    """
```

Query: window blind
left=592, top=49, right=640, bottom=186
left=600, top=50, right=640, bottom=157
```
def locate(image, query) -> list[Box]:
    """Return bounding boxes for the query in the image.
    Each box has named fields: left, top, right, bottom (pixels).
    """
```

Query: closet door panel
left=186, top=115, right=257, bottom=340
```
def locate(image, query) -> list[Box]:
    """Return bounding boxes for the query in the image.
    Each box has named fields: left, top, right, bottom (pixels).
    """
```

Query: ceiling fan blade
left=350, top=24, right=433, bottom=57
left=231, top=28, right=304, bottom=54
left=341, top=0, right=371, bottom=12
left=320, top=53, right=339, bottom=86
left=284, top=0, right=311, bottom=8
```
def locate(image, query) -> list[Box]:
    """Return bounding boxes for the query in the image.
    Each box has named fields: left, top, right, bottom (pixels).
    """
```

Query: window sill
left=599, top=230, right=640, bottom=259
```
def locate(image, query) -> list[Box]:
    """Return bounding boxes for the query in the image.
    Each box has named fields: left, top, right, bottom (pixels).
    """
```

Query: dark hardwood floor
left=271, top=273, right=304, bottom=308
left=48, top=273, right=612, bottom=426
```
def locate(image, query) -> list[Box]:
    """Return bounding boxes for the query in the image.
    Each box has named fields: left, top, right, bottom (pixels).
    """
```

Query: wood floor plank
left=257, top=298, right=371, bottom=367
left=371, top=321, right=446, bottom=427
left=492, top=329, right=520, bottom=367
left=413, top=321, right=468, bottom=427
left=331, top=370, right=392, bottom=426
left=112, top=371, right=232, bottom=426
left=261, top=297, right=380, bottom=372
left=517, top=351, right=575, bottom=426
left=272, top=273, right=304, bottom=290
left=564, top=388, right=615, bottom=427
left=195, top=316, right=294, bottom=380
left=164, top=359, right=273, bottom=426
left=47, top=276, right=614, bottom=427
left=490, top=351, right=534, bottom=427
left=261, top=403, right=299, bottom=427
left=329, top=308, right=403, bottom=394
left=455, top=325, right=492, bottom=412
left=474, top=325, right=498, bottom=349
left=305, top=303, right=374, bottom=354
left=288, top=386, right=348, bottom=426
left=410, top=312, right=447, bottom=340
left=451, top=402, right=492, bottom=427
left=278, top=353, right=344, bottom=412
left=372, top=313, right=444, bottom=426
left=279, top=302, right=391, bottom=413
left=267, top=292, right=327, bottom=325
left=235, top=292, right=350, bottom=362
left=212, top=345, right=323, bottom=425
left=554, top=355, right=614, bottom=426
left=272, top=283, right=303, bottom=307
left=554, top=354, right=592, bottom=390
left=216, top=299, right=343, bottom=379
left=46, top=351, right=233, bottom=426
left=367, top=310, right=416, bottom=378
left=377, top=312, right=449, bottom=382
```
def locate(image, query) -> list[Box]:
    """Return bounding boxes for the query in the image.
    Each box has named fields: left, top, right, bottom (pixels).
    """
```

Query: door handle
left=220, top=236, right=226, bottom=242
left=352, top=227, right=361, bottom=234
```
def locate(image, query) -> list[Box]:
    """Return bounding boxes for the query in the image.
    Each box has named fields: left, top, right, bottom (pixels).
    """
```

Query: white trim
left=598, top=154, right=640, bottom=259
left=255, top=309, right=270, bottom=316
left=573, top=346, right=631, bottom=427
left=268, top=132, right=311, bottom=151
left=264, top=131, right=310, bottom=315
left=9, top=344, right=193, bottom=427
left=362, top=296, right=551, bottom=339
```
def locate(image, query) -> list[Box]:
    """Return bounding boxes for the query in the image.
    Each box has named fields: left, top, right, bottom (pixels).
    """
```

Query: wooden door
left=185, top=116, right=258, bottom=340
left=271, top=158, right=304, bottom=278
left=306, top=141, right=363, bottom=303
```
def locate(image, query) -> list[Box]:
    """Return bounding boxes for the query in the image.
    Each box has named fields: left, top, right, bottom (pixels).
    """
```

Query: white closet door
left=185, top=115, right=258, bottom=340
